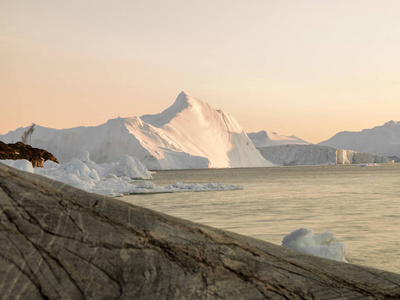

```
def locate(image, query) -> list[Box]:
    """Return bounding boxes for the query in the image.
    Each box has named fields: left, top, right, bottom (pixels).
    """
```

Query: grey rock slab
left=0, top=162, right=399, bottom=299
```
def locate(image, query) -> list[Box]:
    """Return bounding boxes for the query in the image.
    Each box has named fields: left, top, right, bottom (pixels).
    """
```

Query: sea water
left=122, top=164, right=400, bottom=274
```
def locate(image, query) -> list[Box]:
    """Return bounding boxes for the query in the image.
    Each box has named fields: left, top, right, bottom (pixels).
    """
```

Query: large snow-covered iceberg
left=319, top=120, right=400, bottom=159
left=0, top=92, right=272, bottom=170
left=140, top=92, right=271, bottom=168
left=248, top=130, right=309, bottom=147
left=257, top=144, right=390, bottom=166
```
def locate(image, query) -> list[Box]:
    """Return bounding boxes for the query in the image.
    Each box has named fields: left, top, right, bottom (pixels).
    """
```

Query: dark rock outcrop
left=0, top=141, right=58, bottom=167
left=0, top=163, right=399, bottom=299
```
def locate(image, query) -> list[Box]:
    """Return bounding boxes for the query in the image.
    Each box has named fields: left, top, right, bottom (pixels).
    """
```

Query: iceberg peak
left=141, top=93, right=192, bottom=127
left=173, top=91, right=206, bottom=109
left=178, top=90, right=189, bottom=97
left=383, top=120, right=399, bottom=126
left=174, top=91, right=192, bottom=106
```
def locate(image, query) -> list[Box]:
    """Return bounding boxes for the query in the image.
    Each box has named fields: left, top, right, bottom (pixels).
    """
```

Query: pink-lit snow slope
left=141, top=92, right=271, bottom=168
left=247, top=130, right=309, bottom=148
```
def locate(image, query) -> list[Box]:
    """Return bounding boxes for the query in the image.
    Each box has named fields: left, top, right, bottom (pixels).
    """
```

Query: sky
left=1, top=0, right=400, bottom=143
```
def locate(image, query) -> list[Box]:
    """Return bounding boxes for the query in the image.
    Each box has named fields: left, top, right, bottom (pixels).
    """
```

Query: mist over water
left=123, top=164, right=400, bottom=274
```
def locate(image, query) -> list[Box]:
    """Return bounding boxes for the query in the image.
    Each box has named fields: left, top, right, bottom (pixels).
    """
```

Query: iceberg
left=282, top=228, right=347, bottom=263
left=0, top=92, right=272, bottom=170
left=1, top=152, right=241, bottom=197
left=256, top=144, right=390, bottom=166
left=248, top=127, right=392, bottom=165
left=319, top=120, right=400, bottom=158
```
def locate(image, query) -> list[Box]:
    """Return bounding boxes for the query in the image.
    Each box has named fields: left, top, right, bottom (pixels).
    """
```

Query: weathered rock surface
left=0, top=163, right=399, bottom=299
left=0, top=141, right=59, bottom=167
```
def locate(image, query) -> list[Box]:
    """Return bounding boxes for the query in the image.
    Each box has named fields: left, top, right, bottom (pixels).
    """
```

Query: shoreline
left=1, top=163, right=399, bottom=298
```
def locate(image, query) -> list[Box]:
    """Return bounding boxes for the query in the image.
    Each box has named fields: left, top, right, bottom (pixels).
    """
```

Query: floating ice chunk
left=136, top=181, right=156, bottom=189
left=106, top=155, right=152, bottom=180
left=129, top=182, right=242, bottom=194
left=3, top=152, right=241, bottom=197
left=171, top=182, right=189, bottom=189
left=76, top=151, right=90, bottom=163
left=158, top=182, right=242, bottom=193
left=356, top=163, right=380, bottom=167
left=62, top=158, right=92, bottom=177
left=32, top=152, right=152, bottom=196
left=42, top=160, right=59, bottom=169
left=0, top=159, right=34, bottom=173
left=281, top=228, right=347, bottom=263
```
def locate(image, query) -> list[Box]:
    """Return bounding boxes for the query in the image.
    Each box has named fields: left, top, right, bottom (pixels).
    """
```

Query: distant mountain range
left=319, top=121, right=400, bottom=159
left=248, top=121, right=399, bottom=165
left=256, top=144, right=390, bottom=166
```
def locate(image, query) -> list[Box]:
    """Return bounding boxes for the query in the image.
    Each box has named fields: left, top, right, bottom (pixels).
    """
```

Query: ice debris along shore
left=282, top=228, right=347, bottom=262
left=0, top=152, right=241, bottom=197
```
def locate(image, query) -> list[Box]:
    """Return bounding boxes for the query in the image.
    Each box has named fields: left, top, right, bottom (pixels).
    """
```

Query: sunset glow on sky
left=1, top=0, right=400, bottom=143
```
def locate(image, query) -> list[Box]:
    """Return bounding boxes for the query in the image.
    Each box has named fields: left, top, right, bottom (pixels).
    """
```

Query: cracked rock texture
left=0, top=163, right=399, bottom=299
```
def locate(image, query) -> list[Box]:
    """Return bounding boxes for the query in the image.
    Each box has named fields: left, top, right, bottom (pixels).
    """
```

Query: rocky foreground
left=0, top=163, right=399, bottom=299
left=0, top=141, right=58, bottom=167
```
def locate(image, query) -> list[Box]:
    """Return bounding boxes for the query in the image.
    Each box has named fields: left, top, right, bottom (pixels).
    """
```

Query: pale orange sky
left=1, top=0, right=400, bottom=143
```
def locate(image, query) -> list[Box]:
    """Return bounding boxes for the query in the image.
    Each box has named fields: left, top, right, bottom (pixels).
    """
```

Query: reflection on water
left=123, top=164, right=400, bottom=274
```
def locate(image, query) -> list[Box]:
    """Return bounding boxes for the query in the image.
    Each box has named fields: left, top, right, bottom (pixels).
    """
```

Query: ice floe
left=1, top=152, right=241, bottom=197
left=281, top=228, right=347, bottom=263
left=355, top=163, right=380, bottom=167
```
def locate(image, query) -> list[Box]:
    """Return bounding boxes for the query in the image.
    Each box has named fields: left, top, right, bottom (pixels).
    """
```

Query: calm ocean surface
left=123, top=164, right=400, bottom=274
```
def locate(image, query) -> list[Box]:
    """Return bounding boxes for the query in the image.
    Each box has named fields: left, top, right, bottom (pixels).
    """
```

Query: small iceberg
left=282, top=228, right=347, bottom=263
